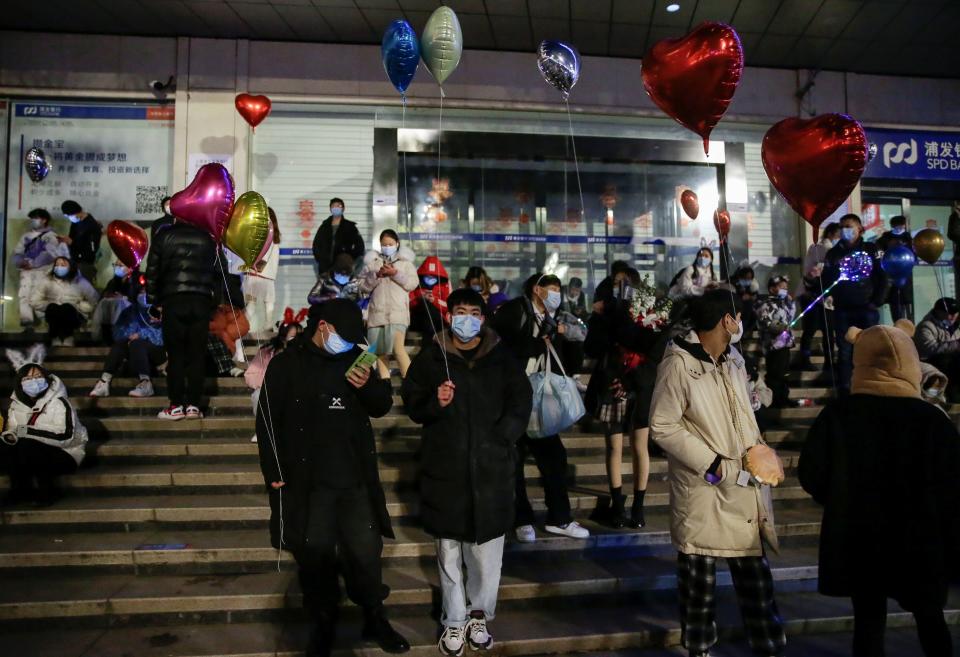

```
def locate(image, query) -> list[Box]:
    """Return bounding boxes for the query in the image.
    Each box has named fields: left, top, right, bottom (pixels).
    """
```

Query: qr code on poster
left=136, top=185, right=168, bottom=215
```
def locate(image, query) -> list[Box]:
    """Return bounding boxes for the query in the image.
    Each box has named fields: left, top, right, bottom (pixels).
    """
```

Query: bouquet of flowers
left=628, top=274, right=673, bottom=330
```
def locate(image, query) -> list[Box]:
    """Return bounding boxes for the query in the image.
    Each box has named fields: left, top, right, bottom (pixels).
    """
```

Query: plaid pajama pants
left=206, top=334, right=235, bottom=376
left=677, top=552, right=786, bottom=656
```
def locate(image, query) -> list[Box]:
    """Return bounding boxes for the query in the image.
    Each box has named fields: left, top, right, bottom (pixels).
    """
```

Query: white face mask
left=381, top=244, right=397, bottom=258
left=727, top=317, right=744, bottom=344
left=925, top=387, right=941, bottom=398
left=30, top=218, right=44, bottom=230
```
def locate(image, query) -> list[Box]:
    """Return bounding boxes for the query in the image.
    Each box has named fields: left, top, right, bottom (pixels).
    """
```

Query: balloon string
left=401, top=96, right=410, bottom=242
left=214, top=249, right=285, bottom=571
left=564, top=99, right=588, bottom=287
left=818, top=273, right=838, bottom=396
left=422, top=86, right=450, bottom=382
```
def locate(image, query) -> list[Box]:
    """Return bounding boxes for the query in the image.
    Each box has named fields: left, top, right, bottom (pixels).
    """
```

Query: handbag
left=527, top=340, right=586, bottom=438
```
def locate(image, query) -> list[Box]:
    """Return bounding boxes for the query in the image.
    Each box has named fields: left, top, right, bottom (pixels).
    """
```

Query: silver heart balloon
left=867, top=142, right=878, bottom=163
left=537, top=40, right=581, bottom=99
left=25, top=147, right=51, bottom=183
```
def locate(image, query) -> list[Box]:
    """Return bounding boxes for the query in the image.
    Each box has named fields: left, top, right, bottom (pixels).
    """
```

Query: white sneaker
left=514, top=525, right=536, bottom=543
left=128, top=379, right=154, bottom=397
left=545, top=521, right=590, bottom=539
left=229, top=366, right=244, bottom=377
left=466, top=612, right=493, bottom=650
left=185, top=405, right=203, bottom=419
left=62, top=336, right=75, bottom=347
left=89, top=379, right=110, bottom=397
left=438, top=625, right=465, bottom=656
left=157, top=405, right=185, bottom=420
left=250, top=434, right=258, bottom=443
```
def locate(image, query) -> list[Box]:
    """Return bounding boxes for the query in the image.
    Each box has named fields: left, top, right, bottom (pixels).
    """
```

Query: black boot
left=627, top=491, right=646, bottom=529
left=2, top=473, right=34, bottom=507
left=608, top=487, right=627, bottom=529
left=361, top=606, right=410, bottom=654
left=306, top=610, right=337, bottom=657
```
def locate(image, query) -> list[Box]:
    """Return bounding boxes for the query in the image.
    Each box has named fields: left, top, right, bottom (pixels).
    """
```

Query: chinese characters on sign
left=864, top=128, right=960, bottom=181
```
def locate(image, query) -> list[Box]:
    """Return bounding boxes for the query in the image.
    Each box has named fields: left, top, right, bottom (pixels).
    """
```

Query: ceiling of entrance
left=3, top=0, right=957, bottom=78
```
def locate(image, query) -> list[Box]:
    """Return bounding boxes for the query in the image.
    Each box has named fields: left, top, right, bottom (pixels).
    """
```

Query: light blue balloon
left=537, top=40, right=581, bottom=98
left=382, top=19, right=420, bottom=95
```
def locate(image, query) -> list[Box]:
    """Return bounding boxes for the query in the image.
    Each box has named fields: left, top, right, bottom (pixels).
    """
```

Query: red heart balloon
left=107, top=220, right=148, bottom=269
left=170, top=163, right=235, bottom=242
left=642, top=22, right=743, bottom=154
left=680, top=189, right=699, bottom=219
left=761, top=114, right=867, bottom=233
left=235, top=93, right=272, bottom=130
left=713, top=209, right=731, bottom=239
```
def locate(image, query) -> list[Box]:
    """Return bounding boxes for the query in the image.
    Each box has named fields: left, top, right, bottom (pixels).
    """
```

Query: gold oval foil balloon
left=224, top=191, right=271, bottom=269
left=913, top=228, right=945, bottom=265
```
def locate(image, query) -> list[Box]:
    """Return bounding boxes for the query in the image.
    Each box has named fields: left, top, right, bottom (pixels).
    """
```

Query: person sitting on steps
left=88, top=292, right=165, bottom=399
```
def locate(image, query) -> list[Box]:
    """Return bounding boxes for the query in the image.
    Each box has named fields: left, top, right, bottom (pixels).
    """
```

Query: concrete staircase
left=0, top=332, right=957, bottom=657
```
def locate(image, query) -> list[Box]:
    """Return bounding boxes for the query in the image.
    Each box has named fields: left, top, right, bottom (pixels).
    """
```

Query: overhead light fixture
left=666, top=3, right=680, bottom=12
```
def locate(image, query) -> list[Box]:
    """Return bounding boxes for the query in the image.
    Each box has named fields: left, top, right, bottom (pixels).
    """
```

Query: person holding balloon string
left=822, top=214, right=889, bottom=396
left=876, top=215, right=914, bottom=322
left=360, top=230, right=419, bottom=378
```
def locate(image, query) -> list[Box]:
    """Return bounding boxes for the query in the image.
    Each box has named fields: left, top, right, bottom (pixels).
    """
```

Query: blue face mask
left=737, top=279, right=751, bottom=288
left=322, top=327, right=354, bottom=355
left=66, top=214, right=80, bottom=224
left=330, top=207, right=343, bottom=217
left=21, top=377, right=48, bottom=398
left=114, top=265, right=129, bottom=278
left=333, top=273, right=351, bottom=286
left=471, top=284, right=483, bottom=293
left=892, top=227, right=906, bottom=235
left=53, top=265, right=70, bottom=278
left=451, top=314, right=482, bottom=342
left=842, top=227, right=857, bottom=242
left=381, top=245, right=398, bottom=259
left=697, top=256, right=711, bottom=268
left=137, top=294, right=149, bottom=308
left=544, top=290, right=562, bottom=312
left=777, top=288, right=789, bottom=299
left=940, top=319, right=953, bottom=330
left=422, top=276, right=438, bottom=287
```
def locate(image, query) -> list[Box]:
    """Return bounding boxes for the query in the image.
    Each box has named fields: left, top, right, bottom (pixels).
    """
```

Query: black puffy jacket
left=145, top=222, right=218, bottom=305
left=822, top=238, right=888, bottom=310
left=402, top=329, right=532, bottom=543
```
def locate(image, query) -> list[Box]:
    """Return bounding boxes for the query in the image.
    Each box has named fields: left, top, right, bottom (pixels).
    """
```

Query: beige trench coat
left=650, top=332, right=778, bottom=558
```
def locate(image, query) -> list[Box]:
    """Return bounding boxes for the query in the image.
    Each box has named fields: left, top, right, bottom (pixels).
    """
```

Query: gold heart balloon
left=224, top=191, right=271, bottom=269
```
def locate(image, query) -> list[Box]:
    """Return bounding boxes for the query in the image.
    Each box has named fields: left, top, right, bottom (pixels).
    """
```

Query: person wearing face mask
left=255, top=299, right=409, bottom=657
left=245, top=309, right=305, bottom=443
left=668, top=248, right=717, bottom=301
left=402, top=289, right=532, bottom=656
left=360, top=230, right=419, bottom=377
left=150, top=196, right=175, bottom=241
left=800, top=321, right=959, bottom=657
left=308, top=253, right=362, bottom=306
left=650, top=289, right=786, bottom=657
left=877, top=216, right=914, bottom=321
left=462, top=266, right=508, bottom=312
left=756, top=276, right=797, bottom=409
left=490, top=273, right=590, bottom=542
left=1, top=345, right=87, bottom=506
left=795, top=223, right=841, bottom=374
left=311, top=197, right=365, bottom=277
left=88, top=293, right=165, bottom=399
left=823, top=214, right=889, bottom=395
left=29, top=256, right=99, bottom=347
left=914, top=297, right=960, bottom=402
left=409, top=255, right=452, bottom=334
left=560, top=277, right=588, bottom=321
left=732, top=266, right=760, bottom=337
left=59, top=200, right=102, bottom=285
left=90, top=261, right=144, bottom=344
left=13, top=209, right=68, bottom=329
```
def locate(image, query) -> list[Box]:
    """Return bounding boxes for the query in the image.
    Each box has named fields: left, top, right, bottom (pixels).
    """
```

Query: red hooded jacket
left=409, top=256, right=451, bottom=320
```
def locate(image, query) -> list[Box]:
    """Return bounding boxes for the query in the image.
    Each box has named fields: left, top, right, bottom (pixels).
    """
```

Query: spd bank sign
left=864, top=127, right=960, bottom=181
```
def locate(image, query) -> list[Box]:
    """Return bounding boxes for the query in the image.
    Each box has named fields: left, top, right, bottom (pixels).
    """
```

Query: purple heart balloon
left=170, top=163, right=235, bottom=242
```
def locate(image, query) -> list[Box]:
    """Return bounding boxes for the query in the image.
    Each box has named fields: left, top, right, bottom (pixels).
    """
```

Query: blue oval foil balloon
left=382, top=19, right=420, bottom=95
left=537, top=40, right=581, bottom=98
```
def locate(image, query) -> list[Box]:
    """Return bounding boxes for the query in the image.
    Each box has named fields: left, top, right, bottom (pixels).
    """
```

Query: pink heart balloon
left=170, top=163, right=235, bottom=242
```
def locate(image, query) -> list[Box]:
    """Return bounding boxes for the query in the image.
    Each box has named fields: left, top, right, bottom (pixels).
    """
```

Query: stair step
left=0, top=508, right=824, bottom=570
left=0, top=544, right=827, bottom=622
left=0, top=590, right=955, bottom=656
